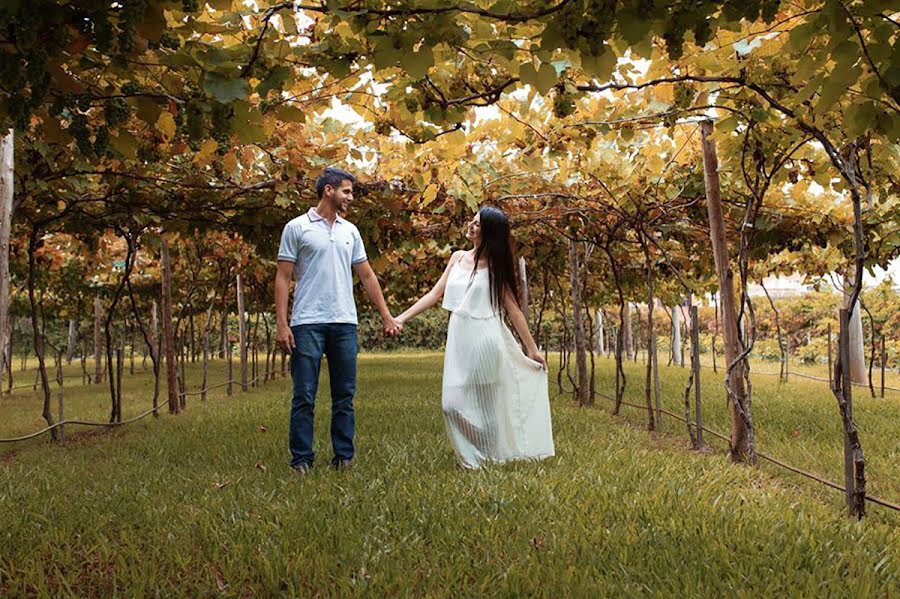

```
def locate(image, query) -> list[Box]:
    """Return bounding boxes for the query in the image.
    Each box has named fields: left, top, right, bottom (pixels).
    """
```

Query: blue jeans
left=289, top=323, right=358, bottom=468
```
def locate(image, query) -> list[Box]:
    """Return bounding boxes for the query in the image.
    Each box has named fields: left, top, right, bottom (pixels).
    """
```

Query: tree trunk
left=104, top=236, right=135, bottom=424
left=128, top=277, right=160, bottom=416
left=251, top=312, right=260, bottom=388
left=27, top=227, right=56, bottom=439
left=759, top=279, right=786, bottom=381
left=639, top=237, right=656, bottom=432
left=237, top=273, right=248, bottom=392
left=0, top=130, right=13, bottom=380
left=701, top=120, right=752, bottom=463
left=93, top=296, right=103, bottom=384
left=129, top=320, right=135, bottom=375
left=161, top=238, right=179, bottom=414
left=5, top=323, right=12, bottom=393
left=219, top=309, right=228, bottom=359
left=568, top=240, right=589, bottom=406
left=712, top=295, right=719, bottom=373
left=189, top=306, right=196, bottom=364
left=226, top=337, right=233, bottom=397
left=263, top=314, right=272, bottom=383
left=201, top=301, right=215, bottom=400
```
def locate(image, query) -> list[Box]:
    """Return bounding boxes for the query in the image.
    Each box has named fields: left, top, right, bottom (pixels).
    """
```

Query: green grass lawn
left=0, top=353, right=899, bottom=595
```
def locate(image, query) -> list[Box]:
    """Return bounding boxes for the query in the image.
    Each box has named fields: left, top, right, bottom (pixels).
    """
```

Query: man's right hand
left=276, top=325, right=295, bottom=353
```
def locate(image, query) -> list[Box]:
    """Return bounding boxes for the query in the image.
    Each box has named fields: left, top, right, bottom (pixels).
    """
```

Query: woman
left=397, top=207, right=555, bottom=468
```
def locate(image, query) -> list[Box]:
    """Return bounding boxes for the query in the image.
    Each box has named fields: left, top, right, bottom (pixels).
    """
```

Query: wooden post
left=0, top=130, right=13, bottom=381
left=839, top=309, right=854, bottom=514
left=691, top=305, right=703, bottom=448
left=93, top=296, right=103, bottom=384
left=236, top=273, right=248, bottom=392
left=880, top=334, right=886, bottom=399
left=701, top=120, right=750, bottom=463
left=161, top=238, right=178, bottom=414
left=828, top=323, right=833, bottom=386
left=518, top=256, right=530, bottom=324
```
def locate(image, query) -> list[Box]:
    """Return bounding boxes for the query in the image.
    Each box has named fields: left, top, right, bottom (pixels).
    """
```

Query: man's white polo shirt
left=278, top=208, right=368, bottom=326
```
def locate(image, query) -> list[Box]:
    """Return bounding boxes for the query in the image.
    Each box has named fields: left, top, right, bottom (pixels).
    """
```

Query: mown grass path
left=1, top=353, right=898, bottom=596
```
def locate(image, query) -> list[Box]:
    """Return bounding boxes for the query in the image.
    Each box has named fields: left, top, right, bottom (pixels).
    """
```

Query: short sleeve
left=278, top=222, right=301, bottom=262
left=351, top=227, right=368, bottom=265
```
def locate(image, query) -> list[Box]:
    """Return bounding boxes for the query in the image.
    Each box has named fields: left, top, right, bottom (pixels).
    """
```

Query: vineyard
left=1, top=0, right=899, bottom=595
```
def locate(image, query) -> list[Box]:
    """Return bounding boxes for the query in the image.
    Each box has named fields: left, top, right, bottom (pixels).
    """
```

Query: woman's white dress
left=440, top=262, right=555, bottom=468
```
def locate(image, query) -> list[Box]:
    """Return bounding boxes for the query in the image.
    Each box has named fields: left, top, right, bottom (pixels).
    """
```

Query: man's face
left=325, top=179, right=354, bottom=212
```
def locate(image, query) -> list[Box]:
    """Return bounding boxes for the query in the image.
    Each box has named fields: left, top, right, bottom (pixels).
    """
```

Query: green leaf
left=203, top=72, right=249, bottom=103
left=275, top=105, right=306, bottom=123
left=787, top=21, right=816, bottom=53
left=400, top=47, right=434, bottom=79
left=580, top=50, right=617, bottom=81
left=845, top=101, right=876, bottom=137
left=231, top=101, right=266, bottom=144
left=534, top=62, right=558, bottom=95
left=257, top=67, right=291, bottom=98
left=617, top=10, right=652, bottom=46
left=109, top=130, right=137, bottom=159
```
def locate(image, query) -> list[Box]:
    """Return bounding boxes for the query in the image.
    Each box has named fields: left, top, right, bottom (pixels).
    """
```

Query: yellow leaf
left=156, top=112, right=176, bottom=140
left=422, top=184, right=439, bottom=206
left=194, top=139, right=218, bottom=163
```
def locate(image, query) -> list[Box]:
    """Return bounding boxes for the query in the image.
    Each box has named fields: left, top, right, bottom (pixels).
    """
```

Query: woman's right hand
left=527, top=349, right=547, bottom=371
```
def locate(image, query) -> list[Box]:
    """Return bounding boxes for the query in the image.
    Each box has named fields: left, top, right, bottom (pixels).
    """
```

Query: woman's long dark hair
left=471, top=206, right=520, bottom=314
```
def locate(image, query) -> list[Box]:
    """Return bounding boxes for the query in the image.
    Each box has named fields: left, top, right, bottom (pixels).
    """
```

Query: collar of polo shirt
left=308, top=207, right=344, bottom=224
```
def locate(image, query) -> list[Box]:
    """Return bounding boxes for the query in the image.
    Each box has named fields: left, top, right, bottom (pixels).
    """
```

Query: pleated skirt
left=441, top=311, right=555, bottom=468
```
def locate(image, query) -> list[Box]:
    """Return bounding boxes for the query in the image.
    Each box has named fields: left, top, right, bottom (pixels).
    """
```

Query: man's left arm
left=353, top=260, right=402, bottom=336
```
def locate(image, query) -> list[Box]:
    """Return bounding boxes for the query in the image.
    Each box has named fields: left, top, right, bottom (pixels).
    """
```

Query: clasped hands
left=382, top=314, right=403, bottom=338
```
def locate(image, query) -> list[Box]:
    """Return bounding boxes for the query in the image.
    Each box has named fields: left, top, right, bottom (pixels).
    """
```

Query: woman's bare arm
left=397, top=251, right=464, bottom=324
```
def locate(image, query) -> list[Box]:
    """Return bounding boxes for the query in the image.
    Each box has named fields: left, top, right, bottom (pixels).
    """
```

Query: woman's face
left=465, top=212, right=482, bottom=245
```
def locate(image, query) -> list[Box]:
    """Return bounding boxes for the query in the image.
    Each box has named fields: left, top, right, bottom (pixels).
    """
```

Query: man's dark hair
left=316, top=167, right=356, bottom=199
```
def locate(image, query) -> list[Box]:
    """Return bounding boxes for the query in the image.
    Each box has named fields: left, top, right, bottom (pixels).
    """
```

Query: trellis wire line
left=0, top=375, right=264, bottom=444
left=594, top=390, right=900, bottom=513
left=695, top=364, right=900, bottom=394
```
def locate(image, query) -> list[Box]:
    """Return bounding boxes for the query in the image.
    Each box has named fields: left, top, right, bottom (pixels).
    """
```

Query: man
left=275, top=167, right=402, bottom=475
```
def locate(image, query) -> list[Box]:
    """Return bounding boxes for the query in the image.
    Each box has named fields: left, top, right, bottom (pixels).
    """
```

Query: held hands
left=382, top=315, right=403, bottom=338
left=527, top=348, right=548, bottom=371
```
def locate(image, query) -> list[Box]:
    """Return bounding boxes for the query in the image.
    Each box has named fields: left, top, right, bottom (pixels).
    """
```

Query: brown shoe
left=291, top=463, right=311, bottom=476
left=332, top=459, right=353, bottom=471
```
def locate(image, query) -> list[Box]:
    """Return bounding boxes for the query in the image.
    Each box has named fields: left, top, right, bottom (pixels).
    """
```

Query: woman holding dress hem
left=396, top=207, right=555, bottom=469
